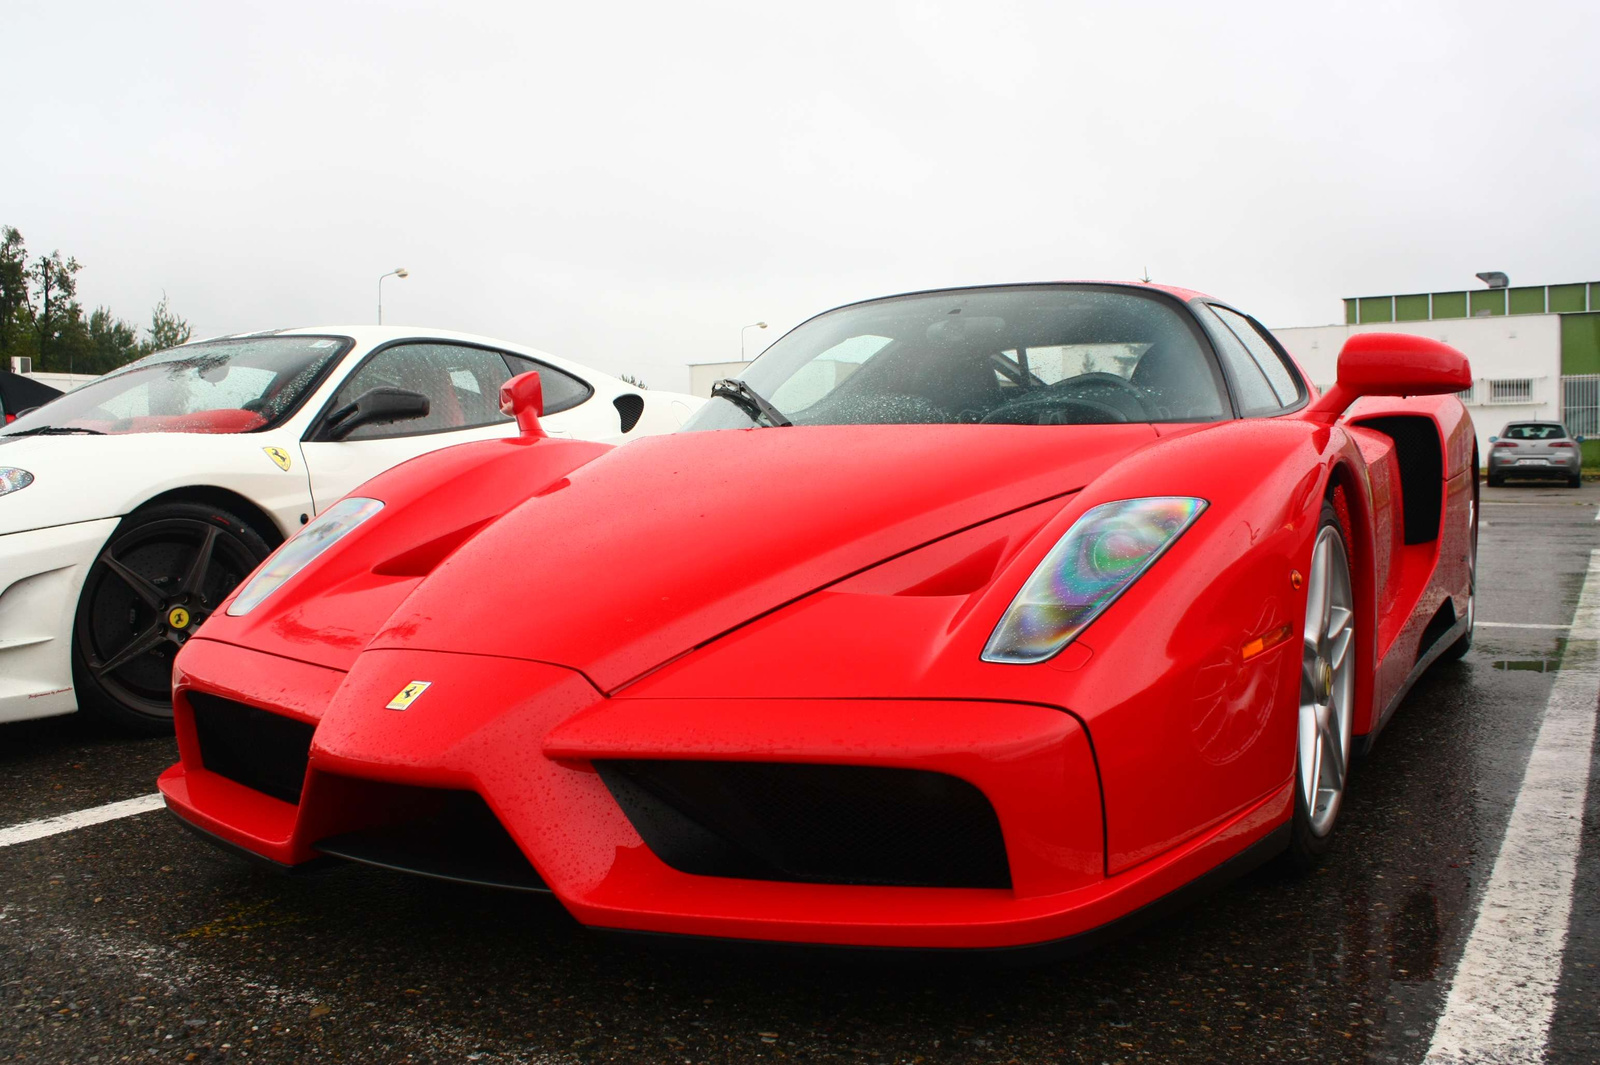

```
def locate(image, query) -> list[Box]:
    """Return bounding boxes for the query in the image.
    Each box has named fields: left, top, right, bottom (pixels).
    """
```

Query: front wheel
left=1568, top=474, right=1583, bottom=488
left=1283, top=503, right=1356, bottom=871
left=71, top=502, right=273, bottom=734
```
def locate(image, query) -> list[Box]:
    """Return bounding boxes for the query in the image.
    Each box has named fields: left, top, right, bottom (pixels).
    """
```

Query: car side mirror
left=323, top=387, right=430, bottom=440
left=1578, top=435, right=1586, bottom=444
left=1304, top=333, right=1472, bottom=423
left=1488, top=435, right=1499, bottom=443
left=499, top=370, right=546, bottom=438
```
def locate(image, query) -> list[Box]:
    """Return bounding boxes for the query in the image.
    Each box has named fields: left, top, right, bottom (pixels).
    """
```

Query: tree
left=0, top=227, right=30, bottom=360
left=28, top=249, right=87, bottom=372
left=142, top=293, right=192, bottom=354
left=86, top=308, right=141, bottom=374
left=0, top=224, right=193, bottom=374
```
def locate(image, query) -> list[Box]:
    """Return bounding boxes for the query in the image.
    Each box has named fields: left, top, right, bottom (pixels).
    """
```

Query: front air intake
left=596, top=760, right=1011, bottom=889
left=189, top=692, right=315, bottom=804
left=313, top=786, right=548, bottom=892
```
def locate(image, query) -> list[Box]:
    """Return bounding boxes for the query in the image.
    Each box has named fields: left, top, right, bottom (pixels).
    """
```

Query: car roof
left=185, top=326, right=614, bottom=385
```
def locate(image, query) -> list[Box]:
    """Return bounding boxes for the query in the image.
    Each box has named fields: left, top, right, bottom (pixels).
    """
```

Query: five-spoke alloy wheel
left=1286, top=502, right=1356, bottom=866
left=71, top=502, right=272, bottom=733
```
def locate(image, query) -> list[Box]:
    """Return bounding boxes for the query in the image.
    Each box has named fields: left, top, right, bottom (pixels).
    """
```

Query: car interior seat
left=1130, top=344, right=1224, bottom=420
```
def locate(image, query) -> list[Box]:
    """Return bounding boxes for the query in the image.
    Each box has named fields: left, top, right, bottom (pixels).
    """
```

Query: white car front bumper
left=0, top=517, right=118, bottom=724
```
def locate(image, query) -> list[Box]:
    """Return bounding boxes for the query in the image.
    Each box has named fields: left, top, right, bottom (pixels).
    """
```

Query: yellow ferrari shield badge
left=263, top=446, right=292, bottom=471
left=167, top=606, right=191, bottom=630
left=386, top=680, right=432, bottom=711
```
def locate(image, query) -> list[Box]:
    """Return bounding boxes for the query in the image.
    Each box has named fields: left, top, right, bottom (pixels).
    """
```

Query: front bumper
left=160, top=638, right=1291, bottom=950
left=0, top=518, right=119, bottom=723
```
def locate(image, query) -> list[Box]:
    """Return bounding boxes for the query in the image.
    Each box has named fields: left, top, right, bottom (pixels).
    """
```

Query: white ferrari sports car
left=0, top=326, right=700, bottom=732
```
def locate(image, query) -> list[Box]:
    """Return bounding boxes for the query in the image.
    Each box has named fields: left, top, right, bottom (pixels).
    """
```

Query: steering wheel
left=1048, top=372, right=1151, bottom=418
left=1054, top=372, right=1147, bottom=401
left=980, top=395, right=1130, bottom=425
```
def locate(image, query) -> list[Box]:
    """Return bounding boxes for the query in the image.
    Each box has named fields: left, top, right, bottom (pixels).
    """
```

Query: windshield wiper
left=711, top=378, right=792, bottom=428
left=2, top=425, right=107, bottom=437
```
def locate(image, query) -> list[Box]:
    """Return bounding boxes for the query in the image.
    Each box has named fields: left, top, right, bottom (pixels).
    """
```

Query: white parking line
left=1425, top=548, right=1600, bottom=1063
left=0, top=793, right=165, bottom=849
left=1476, top=622, right=1571, bottom=630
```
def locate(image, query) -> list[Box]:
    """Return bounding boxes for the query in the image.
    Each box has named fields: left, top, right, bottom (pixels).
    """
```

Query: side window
left=330, top=343, right=513, bottom=440
left=1208, top=305, right=1303, bottom=413
left=503, top=355, right=592, bottom=414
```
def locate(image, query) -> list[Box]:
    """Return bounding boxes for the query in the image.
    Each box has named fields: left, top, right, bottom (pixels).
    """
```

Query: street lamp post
left=378, top=268, right=409, bottom=324
left=741, top=321, right=768, bottom=362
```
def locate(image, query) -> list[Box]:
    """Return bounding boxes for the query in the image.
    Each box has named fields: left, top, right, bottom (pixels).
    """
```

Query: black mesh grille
left=189, top=692, right=315, bottom=804
left=596, top=760, right=1011, bottom=889
left=613, top=393, right=645, bottom=433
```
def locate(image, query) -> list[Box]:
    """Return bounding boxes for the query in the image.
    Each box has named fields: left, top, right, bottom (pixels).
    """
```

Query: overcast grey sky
left=6, top=1, right=1597, bottom=390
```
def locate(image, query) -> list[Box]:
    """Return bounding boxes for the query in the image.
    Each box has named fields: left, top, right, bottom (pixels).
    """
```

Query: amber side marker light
left=1242, top=624, right=1293, bottom=662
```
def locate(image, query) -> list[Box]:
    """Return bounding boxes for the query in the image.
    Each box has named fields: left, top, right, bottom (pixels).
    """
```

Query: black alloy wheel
left=71, top=502, right=273, bottom=733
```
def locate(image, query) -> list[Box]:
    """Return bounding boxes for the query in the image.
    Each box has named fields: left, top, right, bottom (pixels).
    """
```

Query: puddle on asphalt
left=1493, top=659, right=1564, bottom=672
left=1489, top=656, right=1600, bottom=673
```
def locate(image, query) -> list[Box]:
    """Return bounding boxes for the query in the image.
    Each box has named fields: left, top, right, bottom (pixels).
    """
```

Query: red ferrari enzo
left=159, top=283, right=1476, bottom=953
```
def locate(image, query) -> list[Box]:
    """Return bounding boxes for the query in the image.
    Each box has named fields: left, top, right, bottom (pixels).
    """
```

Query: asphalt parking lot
left=3, top=480, right=1597, bottom=1065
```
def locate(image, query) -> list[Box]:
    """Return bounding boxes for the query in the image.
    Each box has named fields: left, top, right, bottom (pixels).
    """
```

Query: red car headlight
left=981, top=496, right=1207, bottom=664
left=226, top=497, right=384, bottom=616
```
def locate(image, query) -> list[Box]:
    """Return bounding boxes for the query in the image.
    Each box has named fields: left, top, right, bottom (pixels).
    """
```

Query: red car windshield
left=684, top=286, right=1231, bottom=430
left=1, top=336, right=349, bottom=437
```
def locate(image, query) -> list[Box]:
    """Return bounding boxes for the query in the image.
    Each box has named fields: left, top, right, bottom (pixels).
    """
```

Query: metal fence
left=1562, top=374, right=1600, bottom=438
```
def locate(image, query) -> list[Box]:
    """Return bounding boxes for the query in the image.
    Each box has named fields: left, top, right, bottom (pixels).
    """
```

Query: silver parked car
left=1487, top=421, right=1584, bottom=487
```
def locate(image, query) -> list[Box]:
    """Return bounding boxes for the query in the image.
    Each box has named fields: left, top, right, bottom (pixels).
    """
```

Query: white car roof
left=194, top=326, right=611, bottom=385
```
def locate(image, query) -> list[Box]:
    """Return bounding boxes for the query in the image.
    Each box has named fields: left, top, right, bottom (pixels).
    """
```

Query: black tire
left=1569, top=474, right=1583, bottom=488
left=1281, top=502, right=1355, bottom=873
left=1487, top=473, right=1503, bottom=487
left=71, top=502, right=273, bottom=734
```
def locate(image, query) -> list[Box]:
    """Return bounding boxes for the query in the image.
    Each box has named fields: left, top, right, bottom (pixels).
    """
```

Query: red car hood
left=370, top=423, right=1159, bottom=691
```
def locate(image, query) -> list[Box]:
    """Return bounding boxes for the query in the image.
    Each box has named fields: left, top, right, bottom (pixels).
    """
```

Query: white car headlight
left=227, top=497, right=384, bottom=616
left=982, top=496, right=1207, bottom=664
left=0, top=467, right=34, bottom=496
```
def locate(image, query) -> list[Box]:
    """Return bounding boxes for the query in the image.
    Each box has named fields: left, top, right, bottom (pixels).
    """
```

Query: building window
left=1456, top=381, right=1475, bottom=404
left=1485, top=378, right=1534, bottom=404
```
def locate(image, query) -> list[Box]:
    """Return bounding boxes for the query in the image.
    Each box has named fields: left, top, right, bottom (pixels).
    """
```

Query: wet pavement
left=2, top=481, right=1597, bottom=1064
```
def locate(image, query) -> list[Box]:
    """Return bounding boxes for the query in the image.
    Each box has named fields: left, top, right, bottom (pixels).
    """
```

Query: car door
left=299, top=341, right=521, bottom=511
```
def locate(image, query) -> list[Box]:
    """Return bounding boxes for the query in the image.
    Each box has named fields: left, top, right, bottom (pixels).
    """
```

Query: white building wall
left=1272, top=315, right=1563, bottom=460
left=25, top=372, right=97, bottom=393
left=688, top=361, right=751, bottom=399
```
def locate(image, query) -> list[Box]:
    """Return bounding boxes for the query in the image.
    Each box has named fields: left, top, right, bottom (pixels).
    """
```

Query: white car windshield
left=682, top=286, right=1230, bottom=430
left=1, top=336, right=351, bottom=437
